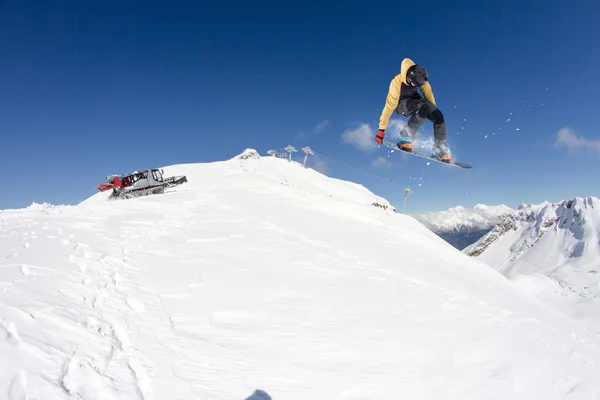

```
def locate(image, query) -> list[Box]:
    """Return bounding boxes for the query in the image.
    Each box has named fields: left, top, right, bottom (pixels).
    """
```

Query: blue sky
left=1, top=1, right=599, bottom=214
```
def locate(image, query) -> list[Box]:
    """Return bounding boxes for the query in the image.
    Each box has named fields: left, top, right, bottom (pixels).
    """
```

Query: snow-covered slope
left=464, top=197, right=600, bottom=333
left=2, top=150, right=600, bottom=399
left=413, top=204, right=513, bottom=249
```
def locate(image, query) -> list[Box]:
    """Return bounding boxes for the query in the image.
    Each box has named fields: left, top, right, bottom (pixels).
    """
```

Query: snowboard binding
left=397, top=135, right=414, bottom=152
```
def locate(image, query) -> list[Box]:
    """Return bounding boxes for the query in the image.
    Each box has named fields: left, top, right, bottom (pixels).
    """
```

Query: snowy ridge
left=464, top=197, right=600, bottom=267
left=517, top=200, right=553, bottom=212
left=413, top=204, right=513, bottom=233
left=232, top=148, right=261, bottom=160
left=465, top=196, right=600, bottom=333
left=2, top=151, right=600, bottom=399
left=412, top=204, right=513, bottom=250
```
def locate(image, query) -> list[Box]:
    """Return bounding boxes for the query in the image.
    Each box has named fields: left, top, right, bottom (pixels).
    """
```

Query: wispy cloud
left=341, top=124, right=378, bottom=151
left=296, top=120, right=331, bottom=141
left=386, top=120, right=408, bottom=135
left=341, top=120, right=411, bottom=152
left=554, top=127, right=600, bottom=154
left=307, top=154, right=329, bottom=175
left=371, top=156, right=392, bottom=168
left=314, top=120, right=330, bottom=133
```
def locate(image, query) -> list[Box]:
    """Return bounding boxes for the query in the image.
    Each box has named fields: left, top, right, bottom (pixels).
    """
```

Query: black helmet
left=407, top=65, right=428, bottom=86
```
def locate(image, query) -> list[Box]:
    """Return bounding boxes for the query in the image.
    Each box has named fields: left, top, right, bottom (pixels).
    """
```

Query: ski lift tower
left=301, top=146, right=314, bottom=167
left=284, top=145, right=297, bottom=161
left=400, top=186, right=413, bottom=213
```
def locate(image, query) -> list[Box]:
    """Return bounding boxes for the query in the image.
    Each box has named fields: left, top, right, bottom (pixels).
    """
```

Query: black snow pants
left=395, top=96, right=446, bottom=143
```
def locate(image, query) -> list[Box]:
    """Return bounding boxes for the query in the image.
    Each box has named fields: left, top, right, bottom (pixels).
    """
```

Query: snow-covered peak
left=413, top=203, right=513, bottom=233
left=517, top=200, right=552, bottom=212
left=473, top=203, right=512, bottom=213
left=232, top=148, right=261, bottom=160
left=464, top=195, right=600, bottom=333
left=465, top=196, right=600, bottom=262
left=473, top=204, right=514, bottom=220
left=2, top=157, right=600, bottom=398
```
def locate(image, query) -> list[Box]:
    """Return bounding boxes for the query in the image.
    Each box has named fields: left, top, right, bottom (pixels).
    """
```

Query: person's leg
left=395, top=97, right=427, bottom=151
left=427, top=109, right=445, bottom=142
left=397, top=98, right=451, bottom=160
left=409, top=99, right=451, bottom=160
left=423, top=105, right=451, bottom=161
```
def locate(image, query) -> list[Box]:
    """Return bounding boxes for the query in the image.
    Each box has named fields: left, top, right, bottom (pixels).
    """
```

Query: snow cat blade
left=164, top=175, right=188, bottom=187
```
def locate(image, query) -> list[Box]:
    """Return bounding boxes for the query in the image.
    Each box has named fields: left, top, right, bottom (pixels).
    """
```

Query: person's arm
left=378, top=74, right=402, bottom=131
left=420, top=81, right=436, bottom=106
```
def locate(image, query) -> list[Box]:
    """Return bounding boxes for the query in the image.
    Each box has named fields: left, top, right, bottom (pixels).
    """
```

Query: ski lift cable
left=308, top=149, right=407, bottom=190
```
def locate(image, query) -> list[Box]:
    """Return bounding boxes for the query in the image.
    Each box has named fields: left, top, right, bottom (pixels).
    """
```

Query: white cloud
left=314, top=120, right=330, bottom=133
left=341, top=124, right=378, bottom=151
left=371, top=156, right=392, bottom=168
left=386, top=120, right=408, bottom=134
left=554, top=127, right=600, bottom=154
left=340, top=119, right=414, bottom=152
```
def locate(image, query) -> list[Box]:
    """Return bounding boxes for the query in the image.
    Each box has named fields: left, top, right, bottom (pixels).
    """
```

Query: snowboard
left=380, top=140, right=472, bottom=169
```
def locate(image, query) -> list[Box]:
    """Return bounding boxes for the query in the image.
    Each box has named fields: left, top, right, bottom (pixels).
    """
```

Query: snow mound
left=2, top=157, right=600, bottom=399
left=232, top=148, right=261, bottom=160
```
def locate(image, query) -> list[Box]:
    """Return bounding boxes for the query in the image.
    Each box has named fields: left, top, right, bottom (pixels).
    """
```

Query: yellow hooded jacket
left=378, top=58, right=436, bottom=131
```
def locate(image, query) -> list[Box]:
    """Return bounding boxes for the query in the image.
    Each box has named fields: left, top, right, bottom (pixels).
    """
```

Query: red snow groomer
left=96, top=169, right=187, bottom=200
left=97, top=175, right=123, bottom=192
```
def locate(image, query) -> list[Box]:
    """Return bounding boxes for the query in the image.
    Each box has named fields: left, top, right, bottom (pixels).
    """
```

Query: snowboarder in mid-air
left=374, top=58, right=451, bottom=162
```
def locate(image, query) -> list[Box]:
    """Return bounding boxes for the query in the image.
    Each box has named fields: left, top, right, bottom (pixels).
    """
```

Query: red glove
left=375, top=129, right=385, bottom=144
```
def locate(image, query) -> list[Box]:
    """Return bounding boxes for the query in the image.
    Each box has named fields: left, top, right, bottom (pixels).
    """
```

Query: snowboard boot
left=432, top=140, right=452, bottom=163
left=396, top=133, right=415, bottom=152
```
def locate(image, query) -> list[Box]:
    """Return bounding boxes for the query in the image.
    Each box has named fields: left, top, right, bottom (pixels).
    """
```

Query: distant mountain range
left=463, top=196, right=600, bottom=334
left=412, top=204, right=513, bottom=249
left=464, top=197, right=600, bottom=275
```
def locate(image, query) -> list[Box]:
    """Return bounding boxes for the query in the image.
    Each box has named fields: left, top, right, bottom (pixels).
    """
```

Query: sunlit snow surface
left=2, top=150, right=599, bottom=399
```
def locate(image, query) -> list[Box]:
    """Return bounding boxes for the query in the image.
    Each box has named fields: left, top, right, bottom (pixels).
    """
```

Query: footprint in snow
left=59, top=352, right=81, bottom=396
left=126, top=297, right=146, bottom=313
left=112, top=272, right=123, bottom=289
left=77, top=261, right=87, bottom=273
left=2, top=320, right=21, bottom=346
left=19, top=265, right=30, bottom=276
left=7, top=370, right=27, bottom=400
left=58, top=234, right=75, bottom=245
left=93, top=291, right=107, bottom=309
left=72, top=242, right=89, bottom=252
